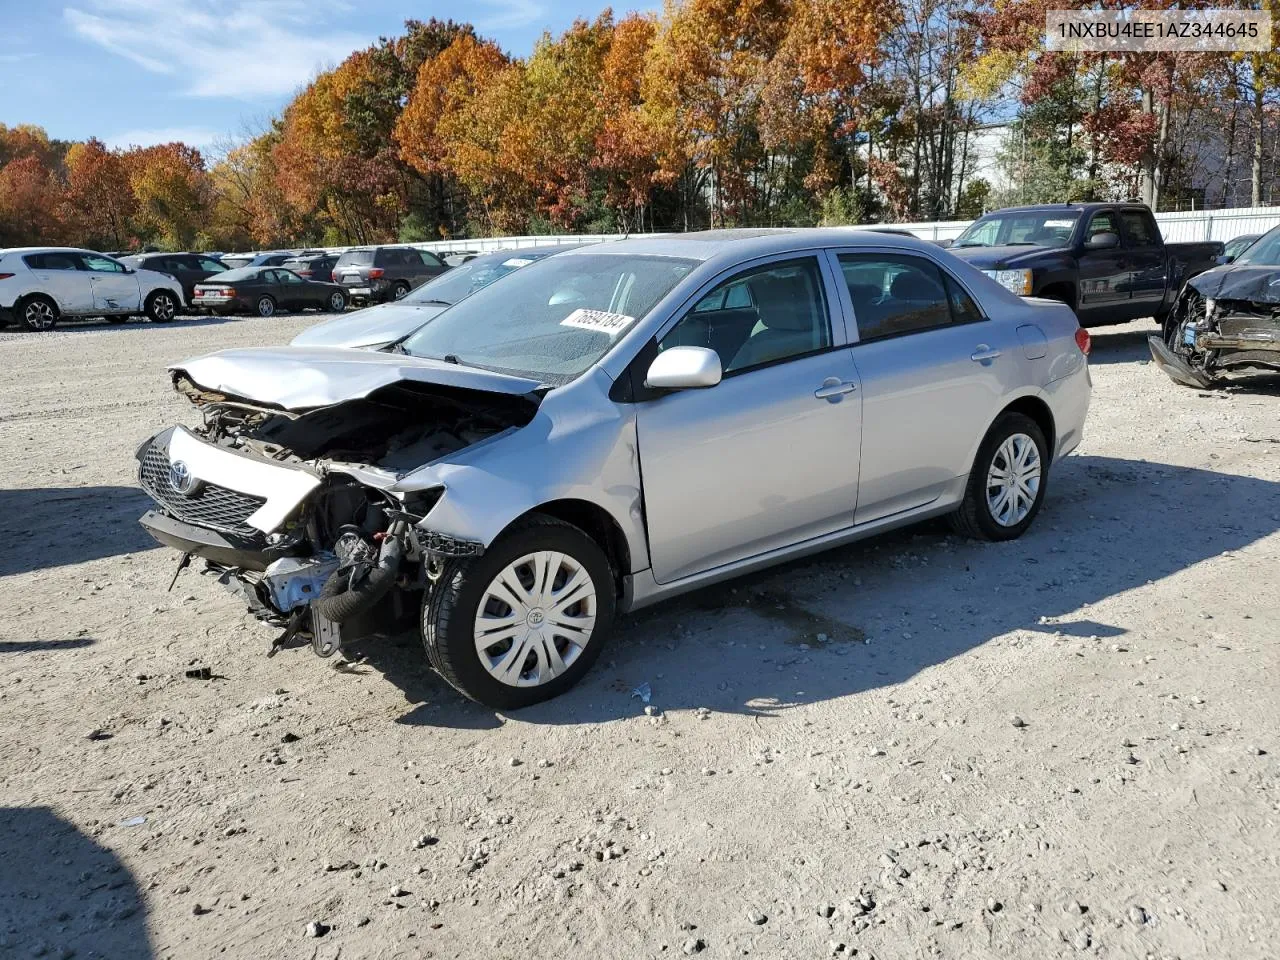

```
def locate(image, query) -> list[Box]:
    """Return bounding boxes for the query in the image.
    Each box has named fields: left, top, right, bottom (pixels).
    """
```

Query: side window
left=944, top=275, right=983, bottom=323
left=418, top=250, right=443, bottom=267
left=1119, top=210, right=1157, bottom=247
left=80, top=254, right=125, bottom=273
left=25, top=253, right=81, bottom=270
left=1086, top=212, right=1118, bottom=241
left=839, top=254, right=954, bottom=341
left=658, top=258, right=831, bottom=375
left=277, top=269, right=303, bottom=284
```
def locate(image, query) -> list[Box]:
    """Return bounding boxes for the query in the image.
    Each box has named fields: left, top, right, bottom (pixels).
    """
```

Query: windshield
left=400, top=253, right=696, bottom=383
left=403, top=252, right=542, bottom=306
left=207, top=267, right=264, bottom=283
left=336, top=249, right=375, bottom=266
left=1235, top=226, right=1280, bottom=265
left=953, top=212, right=1078, bottom=248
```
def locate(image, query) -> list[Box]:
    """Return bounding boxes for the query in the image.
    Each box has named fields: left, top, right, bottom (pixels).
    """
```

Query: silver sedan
left=137, top=229, right=1091, bottom=708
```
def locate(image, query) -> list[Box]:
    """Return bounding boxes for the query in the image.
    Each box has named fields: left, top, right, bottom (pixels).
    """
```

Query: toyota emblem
left=168, top=459, right=202, bottom=497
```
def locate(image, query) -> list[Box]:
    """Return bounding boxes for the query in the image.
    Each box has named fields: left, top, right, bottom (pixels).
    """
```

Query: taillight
left=368, top=268, right=385, bottom=280
left=0, top=273, right=13, bottom=281
left=328, top=272, right=336, bottom=282
left=1074, top=327, right=1091, bottom=356
left=223, top=287, right=237, bottom=297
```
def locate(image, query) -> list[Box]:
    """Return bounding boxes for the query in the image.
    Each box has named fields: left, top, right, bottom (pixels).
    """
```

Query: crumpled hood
left=1187, top=263, right=1280, bottom=304
left=948, top=245, right=1060, bottom=270
left=290, top=302, right=448, bottom=349
left=172, top=346, right=543, bottom=410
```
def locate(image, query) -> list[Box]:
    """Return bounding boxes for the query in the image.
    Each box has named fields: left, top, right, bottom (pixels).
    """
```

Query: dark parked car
left=1219, top=233, right=1261, bottom=264
left=192, top=267, right=347, bottom=318
left=120, top=252, right=228, bottom=304
left=947, top=203, right=1223, bottom=327
left=219, top=251, right=295, bottom=270
left=330, top=246, right=449, bottom=304
left=281, top=253, right=339, bottom=282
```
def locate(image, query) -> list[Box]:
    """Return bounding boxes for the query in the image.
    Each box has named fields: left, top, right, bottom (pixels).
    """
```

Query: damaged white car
left=137, top=230, right=1091, bottom=708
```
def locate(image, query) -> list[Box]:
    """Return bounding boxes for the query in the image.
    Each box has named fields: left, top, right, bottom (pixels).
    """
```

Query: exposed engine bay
left=137, top=369, right=539, bottom=656
left=1150, top=267, right=1280, bottom=388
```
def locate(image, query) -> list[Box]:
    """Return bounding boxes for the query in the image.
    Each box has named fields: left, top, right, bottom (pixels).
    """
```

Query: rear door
left=1076, top=208, right=1129, bottom=322
left=80, top=253, right=141, bottom=313
left=637, top=255, right=863, bottom=583
left=834, top=250, right=1020, bottom=524
left=25, top=252, right=93, bottom=313
left=1118, top=208, right=1167, bottom=319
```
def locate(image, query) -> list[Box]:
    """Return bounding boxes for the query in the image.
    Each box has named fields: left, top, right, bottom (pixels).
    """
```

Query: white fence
left=307, top=205, right=1279, bottom=258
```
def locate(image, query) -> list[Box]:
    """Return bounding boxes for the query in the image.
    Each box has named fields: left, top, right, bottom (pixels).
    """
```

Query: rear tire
left=256, top=295, right=276, bottom=318
left=325, top=290, right=346, bottom=312
left=145, top=290, right=178, bottom=323
left=950, top=412, right=1049, bottom=541
left=17, top=295, right=58, bottom=332
left=422, top=515, right=615, bottom=709
left=392, top=281, right=410, bottom=301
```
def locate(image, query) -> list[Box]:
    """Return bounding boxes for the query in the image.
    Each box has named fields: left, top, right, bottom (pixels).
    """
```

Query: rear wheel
left=145, top=290, right=178, bottom=323
left=392, top=281, right=410, bottom=301
left=422, top=515, right=615, bottom=709
left=950, top=412, right=1049, bottom=541
left=18, top=295, right=58, bottom=332
left=256, top=295, right=276, bottom=318
left=325, top=290, right=346, bottom=312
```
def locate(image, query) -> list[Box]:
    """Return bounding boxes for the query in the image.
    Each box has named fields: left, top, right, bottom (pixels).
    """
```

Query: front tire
left=422, top=515, right=615, bottom=709
left=256, top=295, right=276, bottom=318
left=950, top=412, right=1049, bottom=541
left=18, top=295, right=58, bottom=331
left=145, top=290, right=178, bottom=323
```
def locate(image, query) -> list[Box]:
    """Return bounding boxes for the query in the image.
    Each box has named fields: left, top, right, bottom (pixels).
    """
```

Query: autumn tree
left=62, top=139, right=135, bottom=249
left=124, top=143, right=210, bottom=249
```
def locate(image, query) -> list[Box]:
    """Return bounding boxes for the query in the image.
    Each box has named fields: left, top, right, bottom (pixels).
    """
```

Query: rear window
left=204, top=267, right=263, bottom=283
left=220, top=256, right=253, bottom=269
left=336, top=250, right=376, bottom=266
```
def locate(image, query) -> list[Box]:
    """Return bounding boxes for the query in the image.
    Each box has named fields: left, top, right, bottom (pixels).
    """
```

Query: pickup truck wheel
left=950, top=412, right=1048, bottom=542
left=145, top=290, right=178, bottom=323
left=18, top=295, right=58, bottom=331
left=422, top=515, right=615, bottom=709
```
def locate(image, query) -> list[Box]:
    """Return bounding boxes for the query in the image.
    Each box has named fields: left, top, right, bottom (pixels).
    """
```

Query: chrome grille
left=139, top=442, right=266, bottom=538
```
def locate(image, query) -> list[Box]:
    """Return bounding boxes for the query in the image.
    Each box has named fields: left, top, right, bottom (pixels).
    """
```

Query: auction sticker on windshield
left=560, top=308, right=635, bottom=335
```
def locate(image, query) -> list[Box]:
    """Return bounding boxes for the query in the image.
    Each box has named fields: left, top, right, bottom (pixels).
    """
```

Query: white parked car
left=0, top=247, right=186, bottom=331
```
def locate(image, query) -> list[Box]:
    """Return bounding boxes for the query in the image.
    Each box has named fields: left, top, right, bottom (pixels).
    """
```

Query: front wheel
left=422, top=515, right=615, bottom=709
left=256, top=295, right=276, bottom=318
left=145, top=290, right=178, bottom=323
left=950, top=412, right=1049, bottom=541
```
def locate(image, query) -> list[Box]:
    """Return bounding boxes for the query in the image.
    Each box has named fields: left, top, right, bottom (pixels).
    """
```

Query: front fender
left=391, top=368, right=650, bottom=572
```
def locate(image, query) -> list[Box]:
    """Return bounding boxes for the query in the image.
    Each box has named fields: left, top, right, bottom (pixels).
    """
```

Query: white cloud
left=64, top=0, right=368, bottom=100
left=103, top=126, right=223, bottom=150
left=475, top=0, right=546, bottom=30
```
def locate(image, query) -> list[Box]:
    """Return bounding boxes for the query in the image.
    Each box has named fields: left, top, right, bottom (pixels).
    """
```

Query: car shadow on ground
left=1086, top=320, right=1160, bottom=365
left=2, top=310, right=343, bottom=337
left=0, top=807, right=152, bottom=959
left=0, top=486, right=157, bottom=576
left=365, top=454, right=1280, bottom=728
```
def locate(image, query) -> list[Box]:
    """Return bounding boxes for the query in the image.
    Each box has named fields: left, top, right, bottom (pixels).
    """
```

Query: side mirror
left=1085, top=231, right=1120, bottom=251
left=645, top=346, right=722, bottom=390
left=1220, top=254, right=1236, bottom=265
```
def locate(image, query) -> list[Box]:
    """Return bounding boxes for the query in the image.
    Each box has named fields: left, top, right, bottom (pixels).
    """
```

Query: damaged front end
left=136, top=352, right=539, bottom=655
left=1151, top=267, right=1280, bottom=387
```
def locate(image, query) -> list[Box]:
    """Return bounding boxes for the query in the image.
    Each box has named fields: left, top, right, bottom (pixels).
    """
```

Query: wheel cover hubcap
left=259, top=299, right=272, bottom=316
left=26, top=302, right=53, bottom=328
left=331, top=293, right=343, bottom=309
left=155, top=296, right=173, bottom=319
left=986, top=433, right=1041, bottom=527
left=474, top=551, right=596, bottom=688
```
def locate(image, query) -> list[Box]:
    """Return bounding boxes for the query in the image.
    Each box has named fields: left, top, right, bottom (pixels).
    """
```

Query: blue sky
left=0, top=0, right=650, bottom=152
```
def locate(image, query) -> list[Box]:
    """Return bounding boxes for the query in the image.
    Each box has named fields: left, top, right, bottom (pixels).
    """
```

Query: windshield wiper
left=442, top=354, right=461, bottom=364
left=953, top=241, right=987, bottom=248
left=410, top=299, right=453, bottom=307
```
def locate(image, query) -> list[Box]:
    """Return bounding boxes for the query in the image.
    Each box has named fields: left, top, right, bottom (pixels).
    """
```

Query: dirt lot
left=0, top=312, right=1277, bottom=960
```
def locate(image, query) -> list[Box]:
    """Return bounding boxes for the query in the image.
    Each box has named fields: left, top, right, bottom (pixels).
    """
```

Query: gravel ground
left=0, top=313, right=1277, bottom=960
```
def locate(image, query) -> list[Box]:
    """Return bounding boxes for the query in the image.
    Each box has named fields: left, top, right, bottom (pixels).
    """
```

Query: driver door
left=635, top=256, right=862, bottom=583
left=80, top=253, right=141, bottom=313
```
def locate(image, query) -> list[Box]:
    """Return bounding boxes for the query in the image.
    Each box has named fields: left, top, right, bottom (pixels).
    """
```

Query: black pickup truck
left=945, top=203, right=1223, bottom=327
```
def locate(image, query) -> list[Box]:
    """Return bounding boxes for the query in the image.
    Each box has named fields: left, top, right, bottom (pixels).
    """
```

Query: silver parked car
left=135, top=229, right=1091, bottom=708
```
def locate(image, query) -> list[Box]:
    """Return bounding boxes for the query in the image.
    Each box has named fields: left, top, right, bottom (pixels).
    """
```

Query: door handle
left=970, top=345, right=1002, bottom=362
left=814, top=378, right=857, bottom=401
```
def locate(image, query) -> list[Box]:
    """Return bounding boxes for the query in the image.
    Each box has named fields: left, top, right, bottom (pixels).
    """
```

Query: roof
left=0, top=246, right=99, bottom=255
left=555, top=227, right=938, bottom=264
left=984, top=202, right=1152, bottom=215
